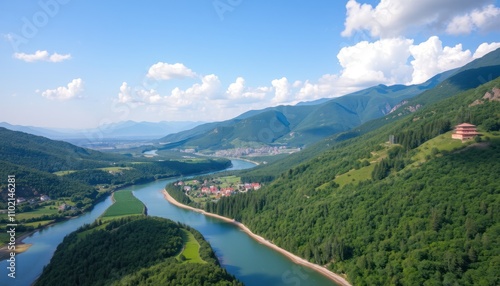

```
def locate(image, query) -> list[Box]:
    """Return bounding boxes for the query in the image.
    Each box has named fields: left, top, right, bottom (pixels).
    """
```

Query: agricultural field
left=100, top=190, right=145, bottom=220
left=178, top=229, right=205, bottom=264
left=97, top=166, right=133, bottom=172
left=15, top=205, right=59, bottom=220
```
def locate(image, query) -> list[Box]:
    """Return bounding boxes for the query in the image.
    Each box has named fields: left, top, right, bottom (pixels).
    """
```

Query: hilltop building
left=452, top=123, right=480, bottom=141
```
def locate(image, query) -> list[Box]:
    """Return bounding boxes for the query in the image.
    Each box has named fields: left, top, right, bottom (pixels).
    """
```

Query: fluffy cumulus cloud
left=446, top=4, right=500, bottom=35
left=115, top=38, right=500, bottom=121
left=409, top=36, right=473, bottom=84
left=410, top=37, right=500, bottom=83
left=41, top=78, right=84, bottom=100
left=473, top=42, right=500, bottom=58
left=337, top=37, right=414, bottom=86
left=271, top=77, right=291, bottom=103
left=117, top=74, right=223, bottom=108
left=342, top=0, right=498, bottom=38
left=295, top=37, right=500, bottom=98
left=118, top=82, right=133, bottom=103
left=226, top=77, right=270, bottom=103
left=146, top=62, right=196, bottom=80
left=296, top=74, right=340, bottom=101
left=14, top=50, right=71, bottom=62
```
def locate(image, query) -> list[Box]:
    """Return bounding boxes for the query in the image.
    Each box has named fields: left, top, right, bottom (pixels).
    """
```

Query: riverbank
left=162, top=189, right=351, bottom=286
left=227, top=157, right=260, bottom=166
left=0, top=231, right=35, bottom=260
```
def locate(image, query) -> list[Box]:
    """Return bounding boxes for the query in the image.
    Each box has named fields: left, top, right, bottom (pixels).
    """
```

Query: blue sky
left=1, top=0, right=499, bottom=128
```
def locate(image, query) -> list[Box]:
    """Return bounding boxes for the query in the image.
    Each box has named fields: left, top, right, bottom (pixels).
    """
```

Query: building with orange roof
left=452, top=123, right=480, bottom=141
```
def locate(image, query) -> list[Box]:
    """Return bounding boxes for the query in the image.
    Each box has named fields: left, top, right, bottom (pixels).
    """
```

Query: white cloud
left=137, top=89, right=164, bottom=104
left=41, top=78, right=84, bottom=100
left=271, top=77, right=291, bottom=103
left=117, top=74, right=223, bottom=109
left=146, top=62, right=196, bottom=80
left=118, top=82, right=133, bottom=103
left=14, top=50, right=71, bottom=62
left=226, top=77, right=246, bottom=99
left=409, top=36, right=472, bottom=84
left=296, top=74, right=339, bottom=101
left=446, top=4, right=500, bottom=34
left=184, top=74, right=222, bottom=99
left=114, top=37, right=500, bottom=121
left=168, top=74, right=223, bottom=106
left=337, top=37, right=414, bottom=86
left=342, top=0, right=496, bottom=38
left=473, top=42, right=500, bottom=58
left=225, top=77, right=270, bottom=103
left=297, top=37, right=499, bottom=96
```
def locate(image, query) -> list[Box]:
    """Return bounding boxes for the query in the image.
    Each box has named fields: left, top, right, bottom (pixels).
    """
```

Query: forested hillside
left=158, top=49, right=500, bottom=153
left=0, top=127, right=230, bottom=206
left=236, top=62, right=500, bottom=184
left=199, top=77, right=500, bottom=285
left=0, top=128, right=230, bottom=245
left=35, top=217, right=242, bottom=286
left=158, top=69, right=450, bottom=151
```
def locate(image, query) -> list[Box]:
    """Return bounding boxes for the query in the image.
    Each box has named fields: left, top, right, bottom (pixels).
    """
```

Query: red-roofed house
left=209, top=185, right=219, bottom=194
left=452, top=123, right=480, bottom=141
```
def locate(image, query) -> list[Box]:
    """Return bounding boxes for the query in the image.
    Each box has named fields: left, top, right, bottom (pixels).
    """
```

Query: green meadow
left=101, top=190, right=145, bottom=220
left=178, top=229, right=205, bottom=264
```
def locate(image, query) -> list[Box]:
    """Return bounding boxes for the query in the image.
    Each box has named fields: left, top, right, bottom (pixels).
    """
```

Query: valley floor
left=162, top=189, right=352, bottom=286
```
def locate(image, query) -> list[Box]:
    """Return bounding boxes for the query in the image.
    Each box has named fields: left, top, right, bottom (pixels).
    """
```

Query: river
left=0, top=160, right=337, bottom=286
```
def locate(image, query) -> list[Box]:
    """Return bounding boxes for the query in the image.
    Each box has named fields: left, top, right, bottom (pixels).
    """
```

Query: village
left=173, top=175, right=261, bottom=201
left=213, top=146, right=301, bottom=158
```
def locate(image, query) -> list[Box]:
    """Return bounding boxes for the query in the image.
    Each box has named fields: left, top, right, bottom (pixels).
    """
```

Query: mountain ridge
left=159, top=49, right=500, bottom=151
left=0, top=120, right=204, bottom=140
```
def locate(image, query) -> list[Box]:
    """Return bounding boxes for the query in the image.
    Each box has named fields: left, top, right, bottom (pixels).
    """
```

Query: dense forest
left=63, top=159, right=231, bottom=186
left=197, top=78, right=500, bottom=284
left=0, top=127, right=230, bottom=211
left=35, top=217, right=242, bottom=286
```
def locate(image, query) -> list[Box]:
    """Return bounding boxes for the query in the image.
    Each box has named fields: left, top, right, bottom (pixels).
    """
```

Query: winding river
left=1, top=160, right=337, bottom=286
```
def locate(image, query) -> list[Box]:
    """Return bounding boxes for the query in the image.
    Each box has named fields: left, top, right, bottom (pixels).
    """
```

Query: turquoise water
left=0, top=160, right=337, bottom=285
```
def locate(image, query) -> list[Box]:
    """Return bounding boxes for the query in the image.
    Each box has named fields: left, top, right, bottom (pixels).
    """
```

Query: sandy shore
left=162, top=189, right=351, bottom=286
left=0, top=231, right=35, bottom=261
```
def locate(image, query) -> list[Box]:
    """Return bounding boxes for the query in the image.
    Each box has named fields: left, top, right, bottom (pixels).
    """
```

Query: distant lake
left=0, top=160, right=337, bottom=286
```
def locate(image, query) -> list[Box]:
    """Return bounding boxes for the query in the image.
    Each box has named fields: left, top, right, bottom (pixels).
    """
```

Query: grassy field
left=24, top=220, right=54, bottom=228
left=178, top=229, right=205, bottom=264
left=331, top=132, right=500, bottom=189
left=218, top=175, right=241, bottom=188
left=100, top=190, right=145, bottom=220
left=15, top=205, right=59, bottom=220
left=98, top=166, right=132, bottom=172
left=53, top=170, right=77, bottom=176
left=411, top=131, right=466, bottom=163
left=334, top=164, right=376, bottom=187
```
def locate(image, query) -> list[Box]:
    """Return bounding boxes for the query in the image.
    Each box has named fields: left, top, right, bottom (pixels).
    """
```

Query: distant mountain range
left=159, top=48, right=500, bottom=151
left=0, top=120, right=204, bottom=140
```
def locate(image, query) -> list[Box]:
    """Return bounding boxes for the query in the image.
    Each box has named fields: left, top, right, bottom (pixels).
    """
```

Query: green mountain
left=201, top=76, right=500, bottom=285
left=0, top=128, right=230, bottom=211
left=237, top=64, right=500, bottom=183
left=35, top=217, right=242, bottom=286
left=159, top=49, right=500, bottom=152
left=0, top=127, right=125, bottom=173
left=158, top=75, right=445, bottom=151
